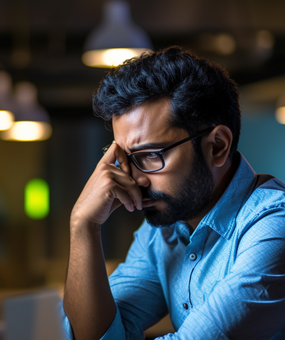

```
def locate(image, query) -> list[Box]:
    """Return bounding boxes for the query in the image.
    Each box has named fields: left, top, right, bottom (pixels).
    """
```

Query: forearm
left=62, top=142, right=142, bottom=340
left=63, top=218, right=116, bottom=340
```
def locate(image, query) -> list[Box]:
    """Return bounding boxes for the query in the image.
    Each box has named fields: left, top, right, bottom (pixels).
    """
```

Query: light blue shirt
left=60, top=154, right=285, bottom=339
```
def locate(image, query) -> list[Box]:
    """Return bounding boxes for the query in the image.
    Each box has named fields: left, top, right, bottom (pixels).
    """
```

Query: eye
left=145, top=152, right=159, bottom=160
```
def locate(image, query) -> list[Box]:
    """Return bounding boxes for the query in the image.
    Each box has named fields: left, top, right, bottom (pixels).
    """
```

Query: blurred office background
left=1, top=0, right=285, bottom=336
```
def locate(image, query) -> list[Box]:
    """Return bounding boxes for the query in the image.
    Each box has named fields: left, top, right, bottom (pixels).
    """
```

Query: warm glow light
left=214, top=33, right=236, bottom=55
left=82, top=48, right=149, bottom=67
left=1, top=121, right=52, bottom=141
left=25, top=178, right=49, bottom=219
left=276, top=106, right=285, bottom=124
left=0, top=110, right=14, bottom=130
left=256, top=30, right=274, bottom=50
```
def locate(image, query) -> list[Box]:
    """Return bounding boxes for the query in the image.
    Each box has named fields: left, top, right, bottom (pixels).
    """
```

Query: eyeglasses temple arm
left=161, top=127, right=214, bottom=154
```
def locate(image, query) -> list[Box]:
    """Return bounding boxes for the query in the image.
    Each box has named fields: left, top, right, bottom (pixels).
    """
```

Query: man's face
left=112, top=99, right=214, bottom=227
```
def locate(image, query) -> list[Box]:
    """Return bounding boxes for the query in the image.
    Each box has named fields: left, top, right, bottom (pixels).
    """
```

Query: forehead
left=113, top=99, right=183, bottom=150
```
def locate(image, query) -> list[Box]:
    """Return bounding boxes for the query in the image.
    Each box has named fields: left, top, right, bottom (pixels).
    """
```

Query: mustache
left=139, top=187, right=171, bottom=201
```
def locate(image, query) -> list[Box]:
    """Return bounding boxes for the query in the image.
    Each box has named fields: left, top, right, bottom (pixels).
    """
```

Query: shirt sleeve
left=59, top=299, right=74, bottom=340
left=107, top=220, right=168, bottom=339
left=59, top=300, right=127, bottom=340
left=60, top=209, right=285, bottom=339
left=155, top=209, right=285, bottom=340
left=60, top=220, right=168, bottom=340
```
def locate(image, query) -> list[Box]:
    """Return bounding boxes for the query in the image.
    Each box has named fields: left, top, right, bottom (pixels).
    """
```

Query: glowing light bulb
left=82, top=48, right=148, bottom=68
left=1, top=121, right=52, bottom=141
left=0, top=110, right=14, bottom=130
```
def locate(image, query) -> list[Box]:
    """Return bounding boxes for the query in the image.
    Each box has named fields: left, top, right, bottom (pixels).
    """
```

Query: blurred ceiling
left=1, top=0, right=285, bottom=117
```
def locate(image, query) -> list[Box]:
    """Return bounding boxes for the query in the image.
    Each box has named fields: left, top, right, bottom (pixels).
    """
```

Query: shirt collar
left=174, top=221, right=193, bottom=245
left=198, top=152, right=256, bottom=240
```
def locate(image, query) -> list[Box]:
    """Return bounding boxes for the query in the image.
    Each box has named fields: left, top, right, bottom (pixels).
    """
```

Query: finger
left=109, top=166, right=142, bottom=210
left=111, top=186, right=135, bottom=212
left=101, top=175, right=136, bottom=213
left=99, top=141, right=131, bottom=175
left=112, top=141, right=131, bottom=175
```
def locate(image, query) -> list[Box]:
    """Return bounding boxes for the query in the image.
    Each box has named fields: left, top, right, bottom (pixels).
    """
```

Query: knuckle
left=104, top=190, right=114, bottom=200
left=103, top=176, right=115, bottom=188
left=97, top=162, right=109, bottom=171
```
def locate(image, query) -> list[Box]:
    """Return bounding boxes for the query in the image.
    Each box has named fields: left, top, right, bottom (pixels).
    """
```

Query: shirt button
left=183, top=303, right=189, bottom=310
left=189, top=253, right=197, bottom=261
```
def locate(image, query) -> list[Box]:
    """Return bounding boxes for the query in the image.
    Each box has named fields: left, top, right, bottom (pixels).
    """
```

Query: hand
left=70, top=141, right=143, bottom=229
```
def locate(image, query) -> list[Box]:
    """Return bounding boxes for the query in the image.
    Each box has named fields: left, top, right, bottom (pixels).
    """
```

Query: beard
left=140, top=151, right=214, bottom=227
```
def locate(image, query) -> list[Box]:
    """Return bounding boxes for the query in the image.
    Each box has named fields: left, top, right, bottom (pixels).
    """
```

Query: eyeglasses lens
left=133, top=152, right=163, bottom=171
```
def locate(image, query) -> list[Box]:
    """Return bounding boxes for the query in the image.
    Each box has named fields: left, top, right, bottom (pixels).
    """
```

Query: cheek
left=163, top=149, right=192, bottom=178
left=150, top=148, right=193, bottom=194
left=165, top=142, right=193, bottom=165
left=150, top=170, right=186, bottom=196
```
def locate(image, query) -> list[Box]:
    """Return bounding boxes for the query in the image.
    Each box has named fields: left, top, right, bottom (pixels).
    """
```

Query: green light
left=24, top=178, right=49, bottom=219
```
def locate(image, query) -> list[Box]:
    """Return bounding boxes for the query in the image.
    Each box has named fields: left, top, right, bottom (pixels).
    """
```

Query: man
left=61, top=46, right=285, bottom=339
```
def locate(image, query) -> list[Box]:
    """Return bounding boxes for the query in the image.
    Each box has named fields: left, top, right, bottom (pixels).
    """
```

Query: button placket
left=186, top=229, right=208, bottom=308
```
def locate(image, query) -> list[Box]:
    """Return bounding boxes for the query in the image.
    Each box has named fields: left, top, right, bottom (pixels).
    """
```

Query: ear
left=203, top=125, right=233, bottom=168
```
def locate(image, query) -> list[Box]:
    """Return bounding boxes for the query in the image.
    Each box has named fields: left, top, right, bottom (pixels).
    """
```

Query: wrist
left=70, top=211, right=102, bottom=237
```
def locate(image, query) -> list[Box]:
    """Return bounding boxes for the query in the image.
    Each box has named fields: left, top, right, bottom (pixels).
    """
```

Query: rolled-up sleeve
left=59, top=301, right=126, bottom=340
left=59, top=299, right=73, bottom=340
left=60, top=221, right=167, bottom=340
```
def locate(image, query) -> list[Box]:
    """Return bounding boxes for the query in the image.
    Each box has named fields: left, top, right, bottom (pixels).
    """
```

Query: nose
left=130, top=163, right=151, bottom=188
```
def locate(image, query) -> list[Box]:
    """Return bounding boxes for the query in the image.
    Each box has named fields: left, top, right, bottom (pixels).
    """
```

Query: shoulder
left=236, top=176, right=285, bottom=238
left=246, top=176, right=285, bottom=213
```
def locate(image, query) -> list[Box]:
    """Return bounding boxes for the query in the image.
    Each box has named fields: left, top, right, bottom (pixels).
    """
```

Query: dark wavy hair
left=93, top=46, right=241, bottom=161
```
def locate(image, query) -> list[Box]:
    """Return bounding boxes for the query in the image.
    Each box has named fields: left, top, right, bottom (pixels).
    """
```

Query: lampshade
left=0, top=71, right=15, bottom=131
left=1, top=82, right=52, bottom=141
left=82, top=1, right=152, bottom=68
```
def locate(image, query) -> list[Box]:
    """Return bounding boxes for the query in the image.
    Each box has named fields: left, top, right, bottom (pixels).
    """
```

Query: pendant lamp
left=1, top=82, right=52, bottom=142
left=82, top=1, right=152, bottom=68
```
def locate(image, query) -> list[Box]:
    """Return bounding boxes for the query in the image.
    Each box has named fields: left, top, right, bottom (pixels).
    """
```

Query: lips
left=142, top=198, right=157, bottom=208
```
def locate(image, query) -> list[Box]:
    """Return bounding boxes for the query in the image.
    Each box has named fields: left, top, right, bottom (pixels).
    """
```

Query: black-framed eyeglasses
left=103, top=127, right=214, bottom=173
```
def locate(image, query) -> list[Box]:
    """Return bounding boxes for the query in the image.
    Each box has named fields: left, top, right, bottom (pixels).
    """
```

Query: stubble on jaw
left=141, top=152, right=214, bottom=228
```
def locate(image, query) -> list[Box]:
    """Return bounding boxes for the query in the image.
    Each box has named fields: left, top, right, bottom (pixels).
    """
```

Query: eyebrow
left=128, top=142, right=169, bottom=153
